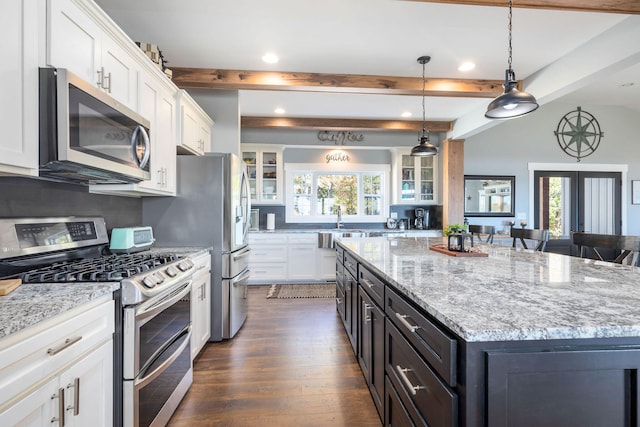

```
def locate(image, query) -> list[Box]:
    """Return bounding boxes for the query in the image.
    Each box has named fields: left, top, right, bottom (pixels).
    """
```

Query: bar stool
left=511, top=227, right=549, bottom=252
left=468, top=225, right=495, bottom=244
left=572, top=232, right=640, bottom=267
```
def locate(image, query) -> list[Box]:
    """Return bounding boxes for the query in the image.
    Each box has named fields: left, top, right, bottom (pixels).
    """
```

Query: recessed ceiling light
left=458, top=62, right=476, bottom=72
left=262, top=52, right=279, bottom=64
left=274, top=107, right=286, bottom=114
left=401, top=111, right=412, bottom=118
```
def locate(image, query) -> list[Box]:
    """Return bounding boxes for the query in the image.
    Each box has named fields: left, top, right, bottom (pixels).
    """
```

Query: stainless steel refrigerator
left=143, top=153, right=251, bottom=341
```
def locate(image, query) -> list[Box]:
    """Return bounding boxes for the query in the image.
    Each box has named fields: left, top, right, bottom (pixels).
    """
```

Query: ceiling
left=95, top=0, right=640, bottom=138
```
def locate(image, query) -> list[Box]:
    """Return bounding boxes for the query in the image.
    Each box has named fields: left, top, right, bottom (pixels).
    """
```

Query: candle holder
left=448, top=233, right=474, bottom=252
left=520, top=221, right=527, bottom=228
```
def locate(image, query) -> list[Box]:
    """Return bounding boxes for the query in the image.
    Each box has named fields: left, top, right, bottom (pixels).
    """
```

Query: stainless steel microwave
left=39, top=67, right=151, bottom=185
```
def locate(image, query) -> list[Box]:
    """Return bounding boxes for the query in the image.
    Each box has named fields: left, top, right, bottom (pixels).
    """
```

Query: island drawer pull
left=362, top=278, right=375, bottom=288
left=396, top=365, right=425, bottom=396
left=47, top=336, right=83, bottom=356
left=395, top=313, right=420, bottom=333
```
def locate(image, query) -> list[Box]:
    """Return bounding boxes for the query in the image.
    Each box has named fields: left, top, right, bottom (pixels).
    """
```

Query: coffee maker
left=414, top=208, right=428, bottom=230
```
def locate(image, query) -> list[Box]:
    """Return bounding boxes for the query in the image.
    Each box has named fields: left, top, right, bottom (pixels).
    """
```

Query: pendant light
left=485, top=0, right=538, bottom=119
left=411, top=55, right=437, bottom=157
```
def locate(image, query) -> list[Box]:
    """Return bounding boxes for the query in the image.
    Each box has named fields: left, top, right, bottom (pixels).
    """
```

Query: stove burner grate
left=20, top=252, right=182, bottom=283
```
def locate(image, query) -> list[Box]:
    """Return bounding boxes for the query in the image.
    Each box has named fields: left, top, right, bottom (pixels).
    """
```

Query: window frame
left=285, top=162, right=390, bottom=223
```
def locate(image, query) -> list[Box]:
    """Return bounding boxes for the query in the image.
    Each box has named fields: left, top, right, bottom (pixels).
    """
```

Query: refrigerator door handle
left=240, top=168, right=251, bottom=240
left=233, top=248, right=251, bottom=261
left=233, top=269, right=251, bottom=284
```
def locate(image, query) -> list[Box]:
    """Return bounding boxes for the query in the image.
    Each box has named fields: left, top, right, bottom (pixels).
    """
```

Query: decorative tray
left=429, top=244, right=488, bottom=257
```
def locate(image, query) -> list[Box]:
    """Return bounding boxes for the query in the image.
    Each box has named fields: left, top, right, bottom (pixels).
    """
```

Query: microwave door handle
left=131, top=125, right=151, bottom=169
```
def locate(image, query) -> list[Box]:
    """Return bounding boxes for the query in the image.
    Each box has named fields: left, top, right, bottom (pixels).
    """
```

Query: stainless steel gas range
left=0, top=217, right=196, bottom=427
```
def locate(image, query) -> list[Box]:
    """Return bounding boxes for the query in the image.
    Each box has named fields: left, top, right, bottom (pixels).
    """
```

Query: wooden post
left=442, top=139, right=465, bottom=228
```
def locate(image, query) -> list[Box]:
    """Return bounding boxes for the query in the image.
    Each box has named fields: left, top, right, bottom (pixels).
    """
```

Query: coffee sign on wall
left=317, top=130, right=364, bottom=145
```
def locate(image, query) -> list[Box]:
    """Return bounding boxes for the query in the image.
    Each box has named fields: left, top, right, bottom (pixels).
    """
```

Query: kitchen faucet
left=336, top=206, right=343, bottom=229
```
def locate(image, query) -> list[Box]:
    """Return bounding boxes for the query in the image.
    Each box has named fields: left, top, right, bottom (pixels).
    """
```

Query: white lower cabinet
left=248, top=233, right=288, bottom=284
left=0, top=299, right=114, bottom=427
left=190, top=252, right=211, bottom=359
left=287, top=234, right=317, bottom=281
left=248, top=232, right=336, bottom=283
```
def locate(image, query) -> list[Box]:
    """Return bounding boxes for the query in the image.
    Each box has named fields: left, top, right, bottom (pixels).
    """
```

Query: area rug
left=266, top=283, right=336, bottom=299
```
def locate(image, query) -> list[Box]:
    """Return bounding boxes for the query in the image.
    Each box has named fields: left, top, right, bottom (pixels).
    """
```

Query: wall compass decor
left=554, top=106, right=604, bottom=162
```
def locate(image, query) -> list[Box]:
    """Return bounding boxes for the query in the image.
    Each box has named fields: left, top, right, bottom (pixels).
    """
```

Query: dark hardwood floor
left=168, top=285, right=381, bottom=427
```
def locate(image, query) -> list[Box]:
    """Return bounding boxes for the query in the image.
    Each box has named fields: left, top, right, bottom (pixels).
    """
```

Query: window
left=286, top=164, right=388, bottom=223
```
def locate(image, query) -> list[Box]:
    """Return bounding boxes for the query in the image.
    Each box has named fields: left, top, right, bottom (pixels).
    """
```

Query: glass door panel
left=261, top=151, right=277, bottom=201
left=401, top=154, right=416, bottom=201
left=534, top=171, right=621, bottom=256
left=242, top=151, right=257, bottom=201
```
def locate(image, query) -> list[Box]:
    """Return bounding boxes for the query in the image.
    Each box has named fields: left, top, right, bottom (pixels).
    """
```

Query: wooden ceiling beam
left=404, top=0, right=640, bottom=15
left=241, top=117, right=453, bottom=133
left=171, top=68, right=505, bottom=98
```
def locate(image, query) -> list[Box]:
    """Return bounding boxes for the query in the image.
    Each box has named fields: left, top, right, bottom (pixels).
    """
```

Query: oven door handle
left=135, top=280, right=192, bottom=323
left=136, top=325, right=192, bottom=389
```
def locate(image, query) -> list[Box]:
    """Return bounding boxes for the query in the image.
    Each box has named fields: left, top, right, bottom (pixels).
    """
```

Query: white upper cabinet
left=242, top=144, right=284, bottom=205
left=0, top=0, right=39, bottom=176
left=392, top=148, right=438, bottom=204
left=176, top=90, right=213, bottom=155
left=47, top=0, right=139, bottom=110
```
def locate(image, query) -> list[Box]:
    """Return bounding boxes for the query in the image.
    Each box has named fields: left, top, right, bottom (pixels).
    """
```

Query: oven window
left=139, top=297, right=190, bottom=368
left=138, top=337, right=191, bottom=427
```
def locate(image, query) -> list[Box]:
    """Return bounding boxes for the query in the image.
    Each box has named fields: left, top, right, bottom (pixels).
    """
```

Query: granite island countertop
left=0, top=246, right=210, bottom=340
left=339, top=236, right=640, bottom=342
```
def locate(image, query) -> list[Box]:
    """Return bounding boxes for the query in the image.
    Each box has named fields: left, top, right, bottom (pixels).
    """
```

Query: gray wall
left=0, top=177, right=142, bottom=231
left=189, top=89, right=241, bottom=155
left=464, top=102, right=640, bottom=234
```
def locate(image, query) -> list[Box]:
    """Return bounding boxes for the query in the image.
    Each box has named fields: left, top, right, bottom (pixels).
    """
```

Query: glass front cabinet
left=242, top=144, right=283, bottom=204
left=393, top=148, right=438, bottom=204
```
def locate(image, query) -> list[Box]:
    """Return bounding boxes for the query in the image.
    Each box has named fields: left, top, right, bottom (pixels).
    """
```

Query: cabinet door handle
left=96, top=67, right=105, bottom=88
left=363, top=303, right=372, bottom=323
left=395, top=312, right=420, bottom=333
left=51, top=387, right=65, bottom=426
left=66, top=377, right=80, bottom=416
left=395, top=365, right=425, bottom=396
left=47, top=336, right=83, bottom=356
left=103, top=71, right=112, bottom=93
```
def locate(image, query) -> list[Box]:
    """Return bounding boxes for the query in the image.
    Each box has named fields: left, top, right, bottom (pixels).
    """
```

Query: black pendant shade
left=485, top=0, right=538, bottom=120
left=411, top=55, right=437, bottom=157
left=485, top=69, right=539, bottom=119
left=411, top=135, right=438, bottom=156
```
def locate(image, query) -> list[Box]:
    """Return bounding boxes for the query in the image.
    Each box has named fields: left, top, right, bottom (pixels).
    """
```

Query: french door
left=533, top=171, right=621, bottom=255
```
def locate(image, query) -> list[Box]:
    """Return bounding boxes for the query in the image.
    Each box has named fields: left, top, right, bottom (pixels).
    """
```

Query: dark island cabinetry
left=358, top=263, right=386, bottom=419
left=336, top=239, right=640, bottom=426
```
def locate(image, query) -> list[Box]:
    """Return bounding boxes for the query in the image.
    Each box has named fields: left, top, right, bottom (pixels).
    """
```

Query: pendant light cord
left=422, top=59, right=427, bottom=135
left=507, top=0, right=513, bottom=72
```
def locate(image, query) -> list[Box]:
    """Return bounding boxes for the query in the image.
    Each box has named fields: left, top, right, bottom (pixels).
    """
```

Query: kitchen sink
left=317, top=230, right=368, bottom=248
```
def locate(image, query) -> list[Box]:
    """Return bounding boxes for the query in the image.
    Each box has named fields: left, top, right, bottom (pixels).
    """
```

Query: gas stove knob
left=177, top=259, right=194, bottom=272
left=153, top=272, right=165, bottom=284
left=142, top=276, right=157, bottom=288
left=165, top=265, right=179, bottom=277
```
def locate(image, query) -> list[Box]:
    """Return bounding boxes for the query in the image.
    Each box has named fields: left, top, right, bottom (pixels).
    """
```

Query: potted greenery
left=443, top=223, right=466, bottom=236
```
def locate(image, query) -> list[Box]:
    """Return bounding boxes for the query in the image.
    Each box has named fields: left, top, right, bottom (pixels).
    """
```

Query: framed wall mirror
left=464, top=175, right=515, bottom=217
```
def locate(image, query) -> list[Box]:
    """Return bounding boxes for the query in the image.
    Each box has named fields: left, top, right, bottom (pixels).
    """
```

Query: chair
left=468, top=225, right=495, bottom=244
left=571, top=232, right=640, bottom=267
left=511, top=227, right=549, bottom=252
